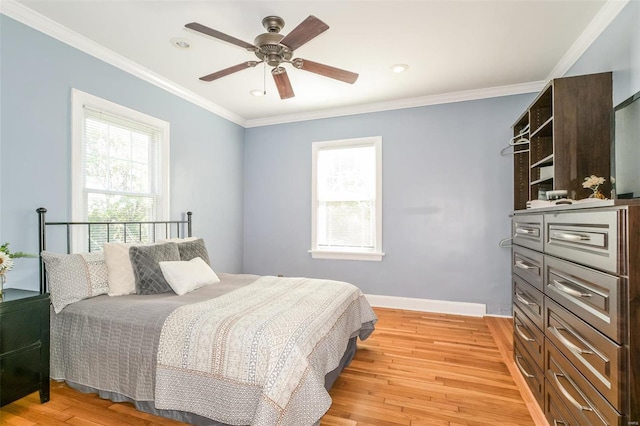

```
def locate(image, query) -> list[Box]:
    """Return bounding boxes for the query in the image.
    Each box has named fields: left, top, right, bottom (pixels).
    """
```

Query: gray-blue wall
left=243, top=97, right=532, bottom=315
left=242, top=0, right=640, bottom=315
left=566, top=0, right=640, bottom=105
left=0, top=15, right=245, bottom=288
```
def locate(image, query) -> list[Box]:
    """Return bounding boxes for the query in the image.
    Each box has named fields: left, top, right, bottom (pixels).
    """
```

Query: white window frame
left=310, top=136, right=384, bottom=261
left=71, top=89, right=170, bottom=249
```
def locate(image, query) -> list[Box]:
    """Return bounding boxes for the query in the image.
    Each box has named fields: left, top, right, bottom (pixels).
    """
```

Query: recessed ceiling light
left=391, top=64, right=409, bottom=73
left=170, top=37, right=191, bottom=49
left=250, top=89, right=266, bottom=97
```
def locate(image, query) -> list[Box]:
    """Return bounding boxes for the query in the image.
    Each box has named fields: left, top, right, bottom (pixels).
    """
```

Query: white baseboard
left=485, top=314, right=514, bottom=319
left=365, top=294, right=486, bottom=317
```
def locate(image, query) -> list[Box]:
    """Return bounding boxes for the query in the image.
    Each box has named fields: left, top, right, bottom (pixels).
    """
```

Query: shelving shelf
left=530, top=117, right=553, bottom=138
left=510, top=72, right=612, bottom=210
left=530, top=176, right=553, bottom=185
left=531, top=154, right=554, bottom=168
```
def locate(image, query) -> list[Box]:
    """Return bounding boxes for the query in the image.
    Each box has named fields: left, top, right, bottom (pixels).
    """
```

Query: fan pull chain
left=263, top=61, right=267, bottom=96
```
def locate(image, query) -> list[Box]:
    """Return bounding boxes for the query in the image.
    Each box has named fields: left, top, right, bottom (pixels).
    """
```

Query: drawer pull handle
left=552, top=372, right=593, bottom=412
left=552, top=232, right=590, bottom=242
left=515, top=355, right=534, bottom=378
left=552, top=326, right=594, bottom=355
left=515, top=323, right=535, bottom=342
left=516, top=228, right=536, bottom=235
left=553, top=420, right=566, bottom=426
left=551, top=280, right=592, bottom=298
left=515, top=260, right=537, bottom=270
left=515, top=292, right=538, bottom=307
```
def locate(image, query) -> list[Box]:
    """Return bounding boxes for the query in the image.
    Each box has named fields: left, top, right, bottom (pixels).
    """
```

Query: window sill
left=308, top=249, right=385, bottom=261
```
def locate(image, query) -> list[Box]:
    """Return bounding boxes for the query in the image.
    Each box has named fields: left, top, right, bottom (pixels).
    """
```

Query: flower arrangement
left=582, top=175, right=606, bottom=199
left=0, top=243, right=36, bottom=275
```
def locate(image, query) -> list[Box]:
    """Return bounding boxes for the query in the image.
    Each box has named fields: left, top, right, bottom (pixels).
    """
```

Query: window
left=310, top=136, right=383, bottom=261
left=72, top=89, right=169, bottom=251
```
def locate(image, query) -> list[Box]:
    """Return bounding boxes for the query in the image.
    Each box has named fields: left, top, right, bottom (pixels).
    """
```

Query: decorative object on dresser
left=512, top=203, right=640, bottom=425
left=0, top=243, right=36, bottom=296
left=0, top=289, right=50, bottom=407
left=508, top=72, right=612, bottom=210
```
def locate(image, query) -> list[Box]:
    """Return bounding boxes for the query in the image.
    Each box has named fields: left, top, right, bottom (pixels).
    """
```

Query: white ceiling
left=4, top=0, right=626, bottom=126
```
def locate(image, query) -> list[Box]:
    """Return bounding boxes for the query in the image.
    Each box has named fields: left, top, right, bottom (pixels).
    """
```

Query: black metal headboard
left=37, top=207, right=193, bottom=294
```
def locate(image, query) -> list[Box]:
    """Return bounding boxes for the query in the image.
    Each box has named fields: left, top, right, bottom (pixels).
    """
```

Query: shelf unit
left=511, top=72, right=612, bottom=210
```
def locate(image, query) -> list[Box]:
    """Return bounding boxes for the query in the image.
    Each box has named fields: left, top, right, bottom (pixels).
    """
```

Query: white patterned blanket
left=154, top=276, right=377, bottom=426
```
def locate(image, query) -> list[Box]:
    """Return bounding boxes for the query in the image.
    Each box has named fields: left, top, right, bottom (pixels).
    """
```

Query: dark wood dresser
left=512, top=202, right=639, bottom=426
left=0, top=289, right=50, bottom=407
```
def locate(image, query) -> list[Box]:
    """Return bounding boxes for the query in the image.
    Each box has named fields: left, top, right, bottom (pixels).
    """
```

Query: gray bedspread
left=50, top=273, right=376, bottom=425
left=50, top=273, right=261, bottom=401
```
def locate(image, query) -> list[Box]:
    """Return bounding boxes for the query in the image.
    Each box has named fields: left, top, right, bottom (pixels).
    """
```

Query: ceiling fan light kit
left=185, top=15, right=359, bottom=99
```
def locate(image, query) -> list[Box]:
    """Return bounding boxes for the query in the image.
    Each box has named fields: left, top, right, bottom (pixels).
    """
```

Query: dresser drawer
left=545, top=341, right=622, bottom=426
left=545, top=298, right=624, bottom=413
left=513, top=214, right=544, bottom=252
left=513, top=245, right=544, bottom=292
left=0, top=298, right=45, bottom=354
left=0, top=345, right=43, bottom=406
left=514, top=337, right=544, bottom=407
left=544, top=378, right=579, bottom=426
left=514, top=306, right=544, bottom=370
left=545, top=255, right=624, bottom=343
left=513, top=275, right=544, bottom=329
left=545, top=209, right=621, bottom=274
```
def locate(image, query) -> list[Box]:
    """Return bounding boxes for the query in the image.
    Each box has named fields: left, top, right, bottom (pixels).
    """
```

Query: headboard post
left=37, top=207, right=47, bottom=294
left=187, top=211, right=193, bottom=237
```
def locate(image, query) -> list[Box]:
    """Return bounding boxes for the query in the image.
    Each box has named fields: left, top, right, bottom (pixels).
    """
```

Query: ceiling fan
left=185, top=16, right=359, bottom=99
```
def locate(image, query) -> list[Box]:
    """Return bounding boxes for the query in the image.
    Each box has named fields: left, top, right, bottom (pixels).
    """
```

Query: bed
left=37, top=208, right=377, bottom=425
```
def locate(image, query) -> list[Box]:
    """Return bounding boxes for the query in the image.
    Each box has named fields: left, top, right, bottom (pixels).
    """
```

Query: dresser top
left=0, top=288, right=47, bottom=304
left=513, top=198, right=640, bottom=214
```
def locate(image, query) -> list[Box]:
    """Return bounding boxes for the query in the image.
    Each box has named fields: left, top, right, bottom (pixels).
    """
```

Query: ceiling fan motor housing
left=253, top=32, right=292, bottom=66
left=262, top=16, right=285, bottom=33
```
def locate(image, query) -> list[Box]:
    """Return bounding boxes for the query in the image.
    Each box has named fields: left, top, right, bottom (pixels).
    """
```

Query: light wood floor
left=0, top=308, right=547, bottom=426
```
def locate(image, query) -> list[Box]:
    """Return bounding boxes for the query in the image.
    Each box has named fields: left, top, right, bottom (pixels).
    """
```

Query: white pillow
left=103, top=242, right=138, bottom=296
left=159, top=257, right=220, bottom=296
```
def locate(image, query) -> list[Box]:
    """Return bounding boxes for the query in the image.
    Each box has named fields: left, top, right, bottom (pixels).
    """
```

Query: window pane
left=87, top=192, right=156, bottom=250
left=109, top=159, right=132, bottom=192
left=131, top=162, right=150, bottom=193
left=109, top=126, right=132, bottom=160
left=318, top=146, right=375, bottom=201
left=85, top=119, right=109, bottom=156
left=318, top=200, right=373, bottom=248
left=85, top=154, right=109, bottom=190
left=131, top=133, right=150, bottom=163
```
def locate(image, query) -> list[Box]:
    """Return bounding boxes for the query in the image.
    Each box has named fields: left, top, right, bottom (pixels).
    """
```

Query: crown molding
left=0, top=0, right=247, bottom=127
left=1, top=0, right=624, bottom=129
left=244, top=80, right=545, bottom=128
left=547, top=0, right=630, bottom=80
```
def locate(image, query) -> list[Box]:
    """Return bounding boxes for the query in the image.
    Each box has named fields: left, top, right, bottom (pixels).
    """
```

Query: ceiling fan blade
left=272, top=67, right=295, bottom=99
left=199, top=61, right=261, bottom=82
left=293, top=59, right=358, bottom=84
left=185, top=22, right=255, bottom=50
left=279, top=16, right=329, bottom=51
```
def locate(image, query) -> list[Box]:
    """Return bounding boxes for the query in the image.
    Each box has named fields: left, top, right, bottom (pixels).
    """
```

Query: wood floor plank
left=0, top=308, right=545, bottom=426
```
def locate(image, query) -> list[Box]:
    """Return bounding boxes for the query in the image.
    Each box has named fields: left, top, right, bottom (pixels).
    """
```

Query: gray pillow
left=129, top=243, right=180, bottom=295
left=177, top=238, right=211, bottom=265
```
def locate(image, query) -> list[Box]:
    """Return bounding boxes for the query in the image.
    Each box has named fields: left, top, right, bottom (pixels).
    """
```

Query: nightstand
left=0, top=289, right=50, bottom=407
